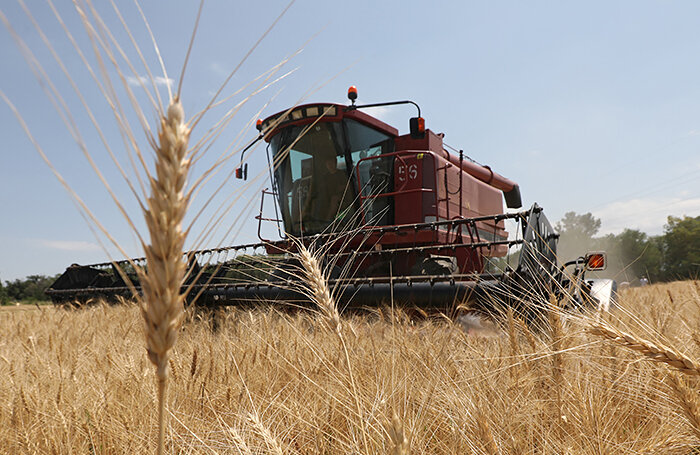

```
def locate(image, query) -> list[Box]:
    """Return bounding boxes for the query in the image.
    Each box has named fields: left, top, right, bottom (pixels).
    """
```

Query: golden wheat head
left=298, top=245, right=341, bottom=335
left=588, top=323, right=700, bottom=377
left=136, top=96, right=191, bottom=455
left=139, top=97, right=190, bottom=379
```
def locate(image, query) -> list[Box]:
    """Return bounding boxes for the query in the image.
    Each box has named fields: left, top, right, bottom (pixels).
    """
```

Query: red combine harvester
left=47, top=87, right=616, bottom=315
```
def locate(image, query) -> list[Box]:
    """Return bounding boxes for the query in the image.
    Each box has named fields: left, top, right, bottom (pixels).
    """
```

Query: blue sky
left=1, top=1, right=700, bottom=281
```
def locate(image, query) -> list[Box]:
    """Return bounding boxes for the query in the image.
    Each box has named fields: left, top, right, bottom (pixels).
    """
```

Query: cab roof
left=260, top=103, right=399, bottom=141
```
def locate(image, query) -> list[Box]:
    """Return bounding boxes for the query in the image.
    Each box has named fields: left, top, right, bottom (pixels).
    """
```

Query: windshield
left=270, top=119, right=393, bottom=236
left=345, top=119, right=394, bottom=226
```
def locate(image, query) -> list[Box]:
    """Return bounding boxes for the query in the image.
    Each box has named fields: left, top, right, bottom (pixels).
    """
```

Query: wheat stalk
left=137, top=96, right=191, bottom=455
left=515, top=316, right=539, bottom=353
left=506, top=308, right=520, bottom=357
left=588, top=323, right=700, bottom=377
left=547, top=296, right=565, bottom=416
left=295, top=243, right=369, bottom=453
left=385, top=412, right=410, bottom=455
left=475, top=411, right=499, bottom=455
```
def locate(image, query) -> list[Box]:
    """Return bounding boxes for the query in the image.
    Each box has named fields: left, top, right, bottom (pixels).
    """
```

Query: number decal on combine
left=397, top=163, right=418, bottom=182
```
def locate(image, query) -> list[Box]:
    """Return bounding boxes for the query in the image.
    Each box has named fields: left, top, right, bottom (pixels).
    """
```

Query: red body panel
left=261, top=105, right=514, bottom=275
left=390, top=130, right=508, bottom=251
left=393, top=153, right=429, bottom=225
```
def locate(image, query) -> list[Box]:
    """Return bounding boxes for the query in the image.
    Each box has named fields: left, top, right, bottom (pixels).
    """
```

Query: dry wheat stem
left=386, top=412, right=410, bottom=455
left=475, top=411, right=499, bottom=455
left=588, top=323, right=700, bottom=377
left=296, top=244, right=369, bottom=453
left=548, top=296, right=566, bottom=416
left=137, top=97, right=190, bottom=455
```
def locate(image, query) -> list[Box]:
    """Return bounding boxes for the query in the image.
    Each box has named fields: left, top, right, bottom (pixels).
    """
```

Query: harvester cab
left=46, top=87, right=616, bottom=318
left=255, top=87, right=524, bottom=275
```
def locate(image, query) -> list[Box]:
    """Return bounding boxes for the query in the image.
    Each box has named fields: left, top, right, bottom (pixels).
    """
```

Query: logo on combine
left=397, top=163, right=418, bottom=182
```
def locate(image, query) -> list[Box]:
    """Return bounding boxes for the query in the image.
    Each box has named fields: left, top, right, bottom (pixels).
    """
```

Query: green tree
left=4, top=279, right=24, bottom=301
left=600, top=229, right=662, bottom=282
left=555, top=212, right=602, bottom=262
left=3, top=274, right=58, bottom=303
left=556, top=212, right=602, bottom=239
left=0, top=279, right=8, bottom=305
left=662, top=215, right=700, bottom=280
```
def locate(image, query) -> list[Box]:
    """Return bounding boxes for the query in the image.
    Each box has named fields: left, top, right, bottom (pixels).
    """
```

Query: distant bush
left=1, top=274, right=59, bottom=304
left=0, top=282, right=7, bottom=306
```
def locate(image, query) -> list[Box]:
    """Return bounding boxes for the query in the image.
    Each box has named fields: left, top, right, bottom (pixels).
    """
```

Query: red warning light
left=347, top=85, right=358, bottom=102
left=409, top=117, right=426, bottom=139
left=256, top=119, right=263, bottom=131
left=586, top=253, right=606, bottom=270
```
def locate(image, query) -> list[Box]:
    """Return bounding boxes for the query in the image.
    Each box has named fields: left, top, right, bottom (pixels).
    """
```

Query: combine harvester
left=47, top=87, right=616, bottom=316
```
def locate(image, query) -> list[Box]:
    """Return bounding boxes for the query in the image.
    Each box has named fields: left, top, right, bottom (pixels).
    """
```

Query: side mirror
left=585, top=252, right=606, bottom=271
left=409, top=117, right=425, bottom=139
left=235, top=163, right=248, bottom=180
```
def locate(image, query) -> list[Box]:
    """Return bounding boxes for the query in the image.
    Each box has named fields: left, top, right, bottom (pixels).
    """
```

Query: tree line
left=0, top=274, right=59, bottom=305
left=555, top=212, right=700, bottom=283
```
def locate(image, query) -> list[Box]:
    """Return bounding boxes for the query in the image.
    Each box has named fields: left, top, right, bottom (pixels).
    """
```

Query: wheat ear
left=247, top=412, right=284, bottom=455
left=297, top=246, right=341, bottom=334
left=227, top=426, right=253, bottom=455
left=588, top=323, right=700, bottom=377
left=138, top=97, right=191, bottom=455
left=668, top=372, right=700, bottom=438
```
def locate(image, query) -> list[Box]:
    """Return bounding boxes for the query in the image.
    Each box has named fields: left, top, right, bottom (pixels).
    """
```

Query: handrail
left=256, top=188, right=284, bottom=242
left=355, top=150, right=442, bottom=226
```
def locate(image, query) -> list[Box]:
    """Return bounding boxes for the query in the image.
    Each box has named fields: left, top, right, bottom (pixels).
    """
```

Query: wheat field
left=3, top=2, right=700, bottom=453
left=0, top=281, right=698, bottom=454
